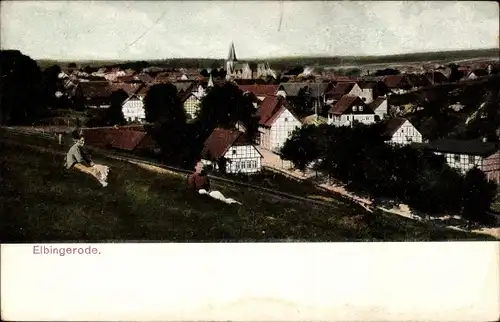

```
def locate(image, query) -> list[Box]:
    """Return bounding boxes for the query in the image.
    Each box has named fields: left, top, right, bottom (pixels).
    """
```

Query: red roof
left=256, top=95, right=287, bottom=127
left=332, top=82, right=356, bottom=94
left=109, top=83, right=144, bottom=96
left=201, top=128, right=257, bottom=160
left=82, top=128, right=158, bottom=152
left=238, top=85, right=279, bottom=97
left=383, top=75, right=409, bottom=89
left=328, top=95, right=367, bottom=115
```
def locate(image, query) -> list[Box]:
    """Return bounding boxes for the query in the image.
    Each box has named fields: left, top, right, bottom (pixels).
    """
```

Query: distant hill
left=35, top=48, right=499, bottom=70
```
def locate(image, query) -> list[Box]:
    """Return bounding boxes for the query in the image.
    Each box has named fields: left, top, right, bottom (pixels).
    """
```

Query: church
left=225, top=42, right=276, bottom=80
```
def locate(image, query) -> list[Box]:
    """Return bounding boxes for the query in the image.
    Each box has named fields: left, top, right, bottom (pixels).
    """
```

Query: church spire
left=228, top=42, right=237, bottom=61
left=208, top=73, right=214, bottom=88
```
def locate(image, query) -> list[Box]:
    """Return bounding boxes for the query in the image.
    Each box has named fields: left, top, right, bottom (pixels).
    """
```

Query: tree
left=462, top=167, right=497, bottom=229
left=280, top=125, right=320, bottom=171
left=294, top=86, right=314, bottom=117
left=0, top=50, right=43, bottom=125
left=448, top=63, right=463, bottom=82
left=374, top=68, right=400, bottom=76
left=197, top=82, right=259, bottom=141
left=200, top=69, right=210, bottom=78
left=345, top=68, right=362, bottom=77
left=104, top=89, right=128, bottom=125
left=143, top=83, right=185, bottom=123
left=40, top=64, right=62, bottom=109
left=143, top=83, right=189, bottom=166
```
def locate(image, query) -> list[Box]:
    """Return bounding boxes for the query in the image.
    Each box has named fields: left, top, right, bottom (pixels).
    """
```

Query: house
left=324, top=82, right=356, bottom=104
left=424, top=139, right=500, bottom=182
left=122, top=95, right=145, bottom=123
left=256, top=95, right=302, bottom=152
left=327, top=95, right=376, bottom=127
left=73, top=81, right=114, bottom=109
left=179, top=84, right=207, bottom=120
left=357, top=82, right=377, bottom=104
left=118, top=84, right=149, bottom=123
left=383, top=75, right=413, bottom=94
left=383, top=117, right=423, bottom=145
left=180, top=92, right=203, bottom=120
left=200, top=127, right=263, bottom=174
left=369, top=96, right=389, bottom=120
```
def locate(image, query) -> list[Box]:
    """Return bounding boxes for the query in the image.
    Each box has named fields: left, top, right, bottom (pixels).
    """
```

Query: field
left=0, top=133, right=495, bottom=242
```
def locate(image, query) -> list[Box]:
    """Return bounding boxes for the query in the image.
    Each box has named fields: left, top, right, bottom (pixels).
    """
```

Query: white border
left=1, top=242, right=499, bottom=321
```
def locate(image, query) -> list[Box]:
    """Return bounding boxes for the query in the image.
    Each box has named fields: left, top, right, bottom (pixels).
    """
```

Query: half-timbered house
left=201, top=128, right=263, bottom=174
left=256, top=95, right=302, bottom=152
left=383, top=117, right=423, bottom=145
left=327, top=95, right=376, bottom=126
left=425, top=139, right=500, bottom=182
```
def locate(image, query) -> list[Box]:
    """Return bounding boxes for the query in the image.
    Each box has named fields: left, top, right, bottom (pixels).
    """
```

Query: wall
left=390, top=121, right=423, bottom=145
left=223, top=145, right=262, bottom=174
left=269, top=108, right=302, bottom=151
left=122, top=98, right=145, bottom=122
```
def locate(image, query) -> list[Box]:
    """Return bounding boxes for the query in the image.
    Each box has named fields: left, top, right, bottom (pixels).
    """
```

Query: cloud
left=0, top=0, right=498, bottom=60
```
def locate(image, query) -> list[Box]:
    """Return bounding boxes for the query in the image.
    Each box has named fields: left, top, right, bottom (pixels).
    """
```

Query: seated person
left=187, top=161, right=211, bottom=191
left=65, top=131, right=109, bottom=187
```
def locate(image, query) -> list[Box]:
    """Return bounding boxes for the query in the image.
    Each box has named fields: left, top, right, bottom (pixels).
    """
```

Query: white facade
left=388, top=120, right=423, bottom=145
left=183, top=86, right=206, bottom=119
left=261, top=108, right=301, bottom=152
left=122, top=96, right=146, bottom=122
left=184, top=95, right=201, bottom=119
left=434, top=152, right=484, bottom=174
left=202, top=145, right=262, bottom=174
left=373, top=98, right=389, bottom=119
left=360, top=88, right=374, bottom=104
left=346, top=83, right=362, bottom=96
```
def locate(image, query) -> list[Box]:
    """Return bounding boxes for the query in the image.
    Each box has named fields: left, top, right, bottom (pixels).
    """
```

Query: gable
left=271, top=107, right=301, bottom=127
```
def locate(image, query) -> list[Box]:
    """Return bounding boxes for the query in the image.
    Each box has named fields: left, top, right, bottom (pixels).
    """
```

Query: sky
left=0, top=1, right=498, bottom=60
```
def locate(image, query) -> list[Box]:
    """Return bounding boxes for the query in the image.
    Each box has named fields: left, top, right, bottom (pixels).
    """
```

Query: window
left=352, top=106, right=357, bottom=112
left=454, top=155, right=460, bottom=162
left=359, top=106, right=363, bottom=112
left=232, top=149, right=237, bottom=155
left=235, top=162, right=241, bottom=170
left=247, top=161, right=252, bottom=168
left=284, top=118, right=288, bottom=122
left=468, top=155, right=475, bottom=164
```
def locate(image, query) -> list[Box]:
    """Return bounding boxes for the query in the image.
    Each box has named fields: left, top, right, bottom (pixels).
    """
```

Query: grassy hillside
left=0, top=137, right=495, bottom=242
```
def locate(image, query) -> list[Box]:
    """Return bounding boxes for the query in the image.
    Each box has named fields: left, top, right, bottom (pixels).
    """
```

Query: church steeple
left=228, top=42, right=237, bottom=61
left=208, top=73, right=214, bottom=88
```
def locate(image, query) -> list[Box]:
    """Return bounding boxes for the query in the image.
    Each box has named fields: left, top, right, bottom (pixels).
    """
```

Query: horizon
left=25, top=47, right=500, bottom=63
left=1, top=1, right=498, bottom=61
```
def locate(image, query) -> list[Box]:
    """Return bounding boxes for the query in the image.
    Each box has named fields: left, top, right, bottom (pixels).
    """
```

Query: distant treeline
left=37, top=48, right=498, bottom=71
